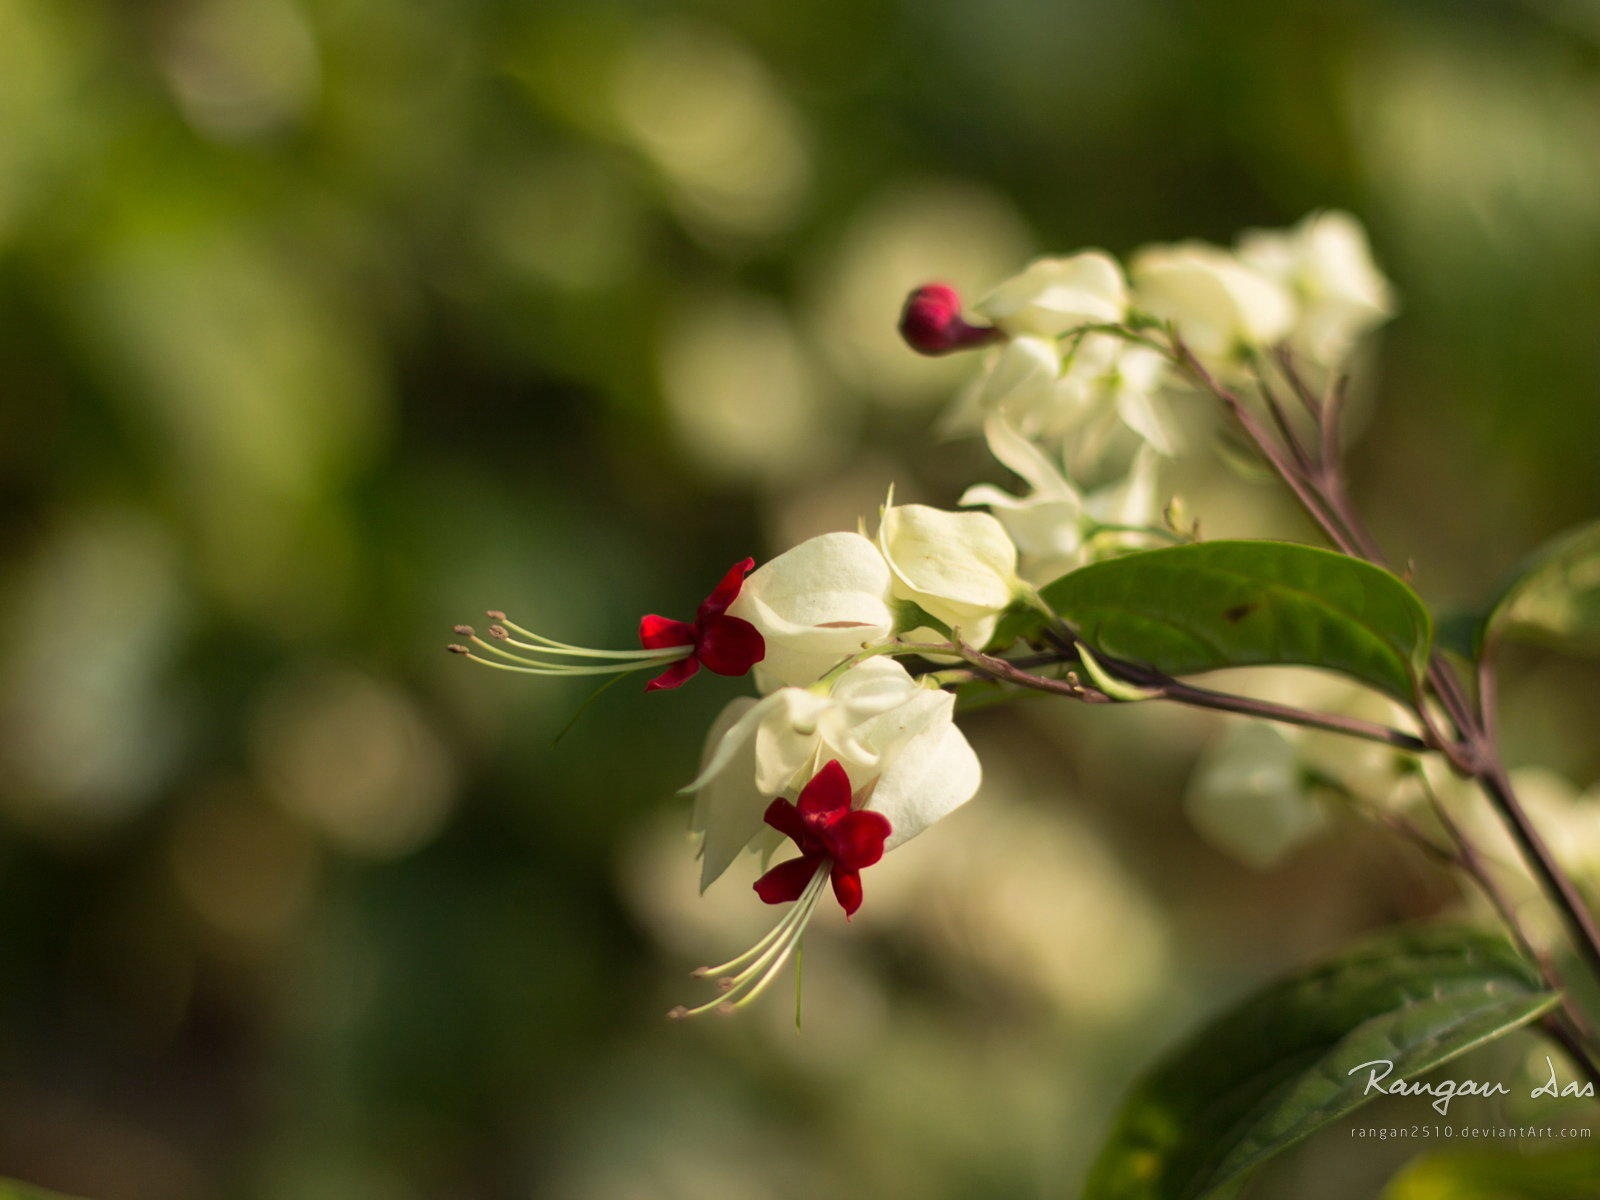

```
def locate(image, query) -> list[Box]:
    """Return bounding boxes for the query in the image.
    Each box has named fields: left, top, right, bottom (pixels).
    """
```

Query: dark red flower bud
left=897, top=283, right=1001, bottom=356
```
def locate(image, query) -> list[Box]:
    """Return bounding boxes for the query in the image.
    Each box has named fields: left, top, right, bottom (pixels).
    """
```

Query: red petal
left=797, top=760, right=853, bottom=818
left=825, top=809, right=891, bottom=870
left=761, top=798, right=807, bottom=846
left=644, top=656, right=699, bottom=692
left=754, top=855, right=822, bottom=905
left=695, top=614, right=765, bottom=677
left=638, top=614, right=696, bottom=650
left=698, top=557, right=755, bottom=620
left=830, top=867, right=864, bottom=917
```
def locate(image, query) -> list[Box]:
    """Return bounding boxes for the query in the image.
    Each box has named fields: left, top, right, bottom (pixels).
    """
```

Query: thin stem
left=1271, top=346, right=1325, bottom=421
left=1481, top=762, right=1600, bottom=990
left=939, top=642, right=1427, bottom=751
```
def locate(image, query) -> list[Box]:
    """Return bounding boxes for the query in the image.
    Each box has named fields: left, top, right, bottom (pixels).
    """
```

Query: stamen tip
left=690, top=967, right=712, bottom=978
left=447, top=644, right=470, bottom=655
left=488, top=624, right=510, bottom=640
left=453, top=624, right=475, bottom=637
left=666, top=1005, right=690, bottom=1021
left=715, top=976, right=736, bottom=992
left=485, top=610, right=507, bottom=621
left=715, top=1002, right=738, bottom=1018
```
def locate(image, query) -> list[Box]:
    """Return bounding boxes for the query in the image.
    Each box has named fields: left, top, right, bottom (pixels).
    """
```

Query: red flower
left=753, top=760, right=892, bottom=918
left=638, top=558, right=766, bottom=692
left=897, top=283, right=1002, bottom=357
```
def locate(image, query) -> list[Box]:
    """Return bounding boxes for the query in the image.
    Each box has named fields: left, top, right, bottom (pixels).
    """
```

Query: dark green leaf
left=1085, top=926, right=1559, bottom=1200
left=0, top=1181, right=88, bottom=1200
left=1383, top=1147, right=1600, bottom=1200
left=1039, top=541, right=1433, bottom=700
left=1482, top=520, right=1600, bottom=656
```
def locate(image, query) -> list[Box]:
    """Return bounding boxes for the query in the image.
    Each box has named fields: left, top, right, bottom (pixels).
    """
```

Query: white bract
left=944, top=331, right=1177, bottom=465
left=974, top=251, right=1128, bottom=337
left=725, top=530, right=896, bottom=692
left=1130, top=241, right=1295, bottom=365
left=944, top=335, right=1064, bottom=438
left=1185, top=722, right=1329, bottom=870
left=876, top=495, right=1022, bottom=647
left=1057, top=332, right=1178, bottom=458
left=1237, top=210, right=1395, bottom=365
left=684, top=657, right=981, bottom=890
left=961, top=419, right=1163, bottom=585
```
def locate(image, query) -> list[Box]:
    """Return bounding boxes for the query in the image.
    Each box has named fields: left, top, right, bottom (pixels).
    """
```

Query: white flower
left=1185, top=722, right=1328, bottom=870
left=974, top=251, right=1128, bottom=337
left=961, top=418, right=1164, bottom=585
left=725, top=531, right=896, bottom=692
left=1057, top=332, right=1178, bottom=457
left=684, top=657, right=980, bottom=890
left=1130, top=241, right=1295, bottom=364
left=1237, top=210, right=1396, bottom=365
left=875, top=495, right=1021, bottom=646
left=946, top=332, right=1179, bottom=465
left=943, top=335, right=1064, bottom=438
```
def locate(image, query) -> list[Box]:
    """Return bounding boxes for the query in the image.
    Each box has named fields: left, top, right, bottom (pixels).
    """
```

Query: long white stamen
left=496, top=634, right=675, bottom=660
left=448, top=615, right=694, bottom=677
left=461, top=632, right=688, bottom=677
left=669, top=865, right=830, bottom=1020
left=492, top=615, right=670, bottom=658
left=692, top=869, right=824, bottom=978
left=717, top=884, right=826, bottom=1014
left=460, top=650, right=679, bottom=678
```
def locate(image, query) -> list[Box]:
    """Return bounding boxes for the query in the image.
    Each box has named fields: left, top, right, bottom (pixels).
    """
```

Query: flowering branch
left=1157, top=324, right=1600, bottom=1038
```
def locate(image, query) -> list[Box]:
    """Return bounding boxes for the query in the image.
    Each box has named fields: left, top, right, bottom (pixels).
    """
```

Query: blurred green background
left=3, top=0, right=1600, bottom=1197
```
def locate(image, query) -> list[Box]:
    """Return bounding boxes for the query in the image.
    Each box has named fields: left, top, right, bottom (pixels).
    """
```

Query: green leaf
left=1383, top=1147, right=1600, bottom=1200
left=1481, top=520, right=1600, bottom=656
left=0, top=1181, right=88, bottom=1200
left=1039, top=540, right=1432, bottom=700
left=1085, top=926, right=1559, bottom=1200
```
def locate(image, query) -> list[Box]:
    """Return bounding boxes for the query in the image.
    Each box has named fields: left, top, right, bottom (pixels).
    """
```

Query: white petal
left=878, top=501, right=1019, bottom=624
left=981, top=416, right=1076, bottom=498
left=1114, top=388, right=1178, bottom=456
left=684, top=694, right=771, bottom=797
left=686, top=696, right=769, bottom=891
left=868, top=718, right=982, bottom=850
left=1132, top=241, right=1295, bottom=358
left=727, top=531, right=895, bottom=689
left=976, top=252, right=1128, bottom=336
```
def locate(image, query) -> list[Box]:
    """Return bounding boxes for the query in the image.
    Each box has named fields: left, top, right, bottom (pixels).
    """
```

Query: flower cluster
left=451, top=209, right=1397, bottom=1018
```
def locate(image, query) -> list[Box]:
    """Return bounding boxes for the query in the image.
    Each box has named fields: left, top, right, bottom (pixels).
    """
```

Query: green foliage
left=1382, top=1147, right=1600, bottom=1200
left=1085, top=927, right=1559, bottom=1200
left=0, top=1181, right=86, bottom=1200
left=1039, top=541, right=1433, bottom=700
left=1480, top=520, right=1600, bottom=656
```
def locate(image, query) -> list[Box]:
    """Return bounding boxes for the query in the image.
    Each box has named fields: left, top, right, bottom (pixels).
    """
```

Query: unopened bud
left=898, top=283, right=1001, bottom=356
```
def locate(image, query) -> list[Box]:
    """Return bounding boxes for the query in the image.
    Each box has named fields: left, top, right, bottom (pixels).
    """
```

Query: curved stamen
left=669, top=865, right=829, bottom=1020
left=490, top=626, right=674, bottom=660
left=458, top=648, right=683, bottom=678
left=692, top=869, right=825, bottom=978
left=457, top=630, right=689, bottom=677
left=489, top=614, right=670, bottom=658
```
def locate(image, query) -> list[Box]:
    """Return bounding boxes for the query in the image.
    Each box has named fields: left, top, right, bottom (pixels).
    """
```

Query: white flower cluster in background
left=941, top=210, right=1394, bottom=586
